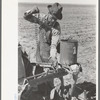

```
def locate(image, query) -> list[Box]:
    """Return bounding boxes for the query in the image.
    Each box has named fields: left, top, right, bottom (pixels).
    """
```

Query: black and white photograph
left=17, top=0, right=97, bottom=100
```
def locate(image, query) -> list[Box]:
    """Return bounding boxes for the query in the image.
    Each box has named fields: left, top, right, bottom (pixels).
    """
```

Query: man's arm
left=24, top=6, right=40, bottom=23
left=50, top=22, right=61, bottom=64
left=24, top=7, right=56, bottom=30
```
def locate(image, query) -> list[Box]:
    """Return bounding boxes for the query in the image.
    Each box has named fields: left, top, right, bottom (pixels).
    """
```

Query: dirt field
left=18, top=2, right=96, bottom=89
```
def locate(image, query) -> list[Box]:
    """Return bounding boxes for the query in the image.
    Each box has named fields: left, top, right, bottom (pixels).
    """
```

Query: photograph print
left=18, top=0, right=97, bottom=100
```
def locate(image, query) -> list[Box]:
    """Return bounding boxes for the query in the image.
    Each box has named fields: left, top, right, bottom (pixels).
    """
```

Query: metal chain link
left=35, top=23, right=39, bottom=45
left=34, top=13, right=40, bottom=46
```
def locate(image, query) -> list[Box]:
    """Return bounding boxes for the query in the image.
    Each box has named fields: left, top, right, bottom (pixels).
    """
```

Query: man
left=24, top=3, right=63, bottom=69
left=63, top=63, right=82, bottom=100
left=50, top=78, right=64, bottom=100
left=20, top=3, right=63, bottom=100
left=69, top=63, right=82, bottom=100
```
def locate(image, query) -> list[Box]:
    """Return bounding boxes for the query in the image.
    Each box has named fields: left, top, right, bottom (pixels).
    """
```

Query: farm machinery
left=18, top=39, right=91, bottom=100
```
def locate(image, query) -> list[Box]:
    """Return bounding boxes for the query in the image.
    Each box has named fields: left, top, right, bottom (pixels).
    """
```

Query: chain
left=35, top=23, right=39, bottom=45
left=34, top=13, right=41, bottom=46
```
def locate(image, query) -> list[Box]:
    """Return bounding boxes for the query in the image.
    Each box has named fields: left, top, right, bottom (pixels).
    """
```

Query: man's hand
left=49, top=47, right=58, bottom=68
left=24, top=6, right=39, bottom=17
left=49, top=57, right=58, bottom=68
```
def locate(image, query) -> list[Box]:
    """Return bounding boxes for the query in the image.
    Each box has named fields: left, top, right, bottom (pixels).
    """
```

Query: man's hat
left=47, top=3, right=63, bottom=20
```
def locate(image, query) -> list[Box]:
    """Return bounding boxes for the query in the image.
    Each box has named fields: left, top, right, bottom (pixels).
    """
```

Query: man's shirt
left=24, top=7, right=61, bottom=62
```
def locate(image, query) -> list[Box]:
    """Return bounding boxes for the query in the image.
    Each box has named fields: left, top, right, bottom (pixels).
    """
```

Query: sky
left=18, top=0, right=97, bottom=5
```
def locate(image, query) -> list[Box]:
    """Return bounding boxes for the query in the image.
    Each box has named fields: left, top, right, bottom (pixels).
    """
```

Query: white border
left=2, top=0, right=18, bottom=100
left=1, top=0, right=98, bottom=100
